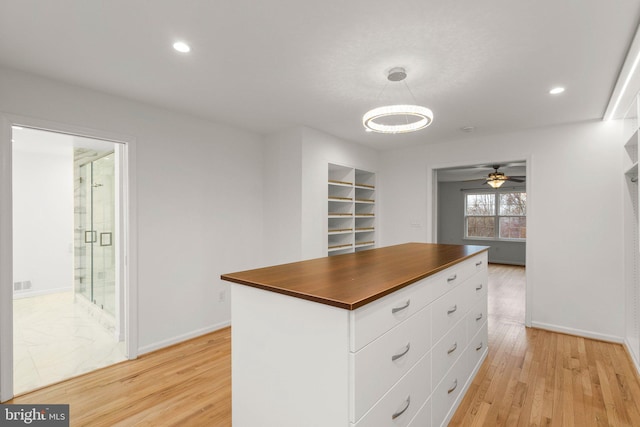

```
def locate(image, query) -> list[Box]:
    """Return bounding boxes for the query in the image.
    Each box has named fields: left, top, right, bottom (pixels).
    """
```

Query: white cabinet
left=228, top=249, right=488, bottom=427
left=328, top=163, right=375, bottom=255
left=624, top=95, right=640, bottom=375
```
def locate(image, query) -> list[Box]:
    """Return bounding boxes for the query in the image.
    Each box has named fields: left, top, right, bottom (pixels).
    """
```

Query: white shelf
left=328, top=243, right=353, bottom=252
left=329, top=229, right=353, bottom=235
left=328, top=164, right=375, bottom=255
left=329, top=180, right=353, bottom=187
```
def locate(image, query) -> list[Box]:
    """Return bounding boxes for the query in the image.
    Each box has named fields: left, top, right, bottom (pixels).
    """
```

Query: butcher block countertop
left=220, top=242, right=489, bottom=310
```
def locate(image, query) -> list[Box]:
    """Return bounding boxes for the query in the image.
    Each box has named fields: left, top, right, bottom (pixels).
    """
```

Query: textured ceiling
left=0, top=0, right=638, bottom=150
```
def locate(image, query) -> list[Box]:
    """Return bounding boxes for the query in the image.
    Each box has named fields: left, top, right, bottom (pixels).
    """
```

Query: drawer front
left=432, top=349, right=470, bottom=427
left=353, top=352, right=431, bottom=427
left=469, top=321, right=488, bottom=373
left=431, top=282, right=470, bottom=345
left=468, top=252, right=488, bottom=277
left=432, top=318, right=467, bottom=388
left=407, top=397, right=431, bottom=427
left=467, top=298, right=487, bottom=340
left=351, top=305, right=432, bottom=421
left=350, top=275, right=435, bottom=352
left=429, top=257, right=477, bottom=303
left=467, top=272, right=487, bottom=304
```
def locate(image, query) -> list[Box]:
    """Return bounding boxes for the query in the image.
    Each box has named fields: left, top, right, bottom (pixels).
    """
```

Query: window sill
left=463, top=237, right=526, bottom=243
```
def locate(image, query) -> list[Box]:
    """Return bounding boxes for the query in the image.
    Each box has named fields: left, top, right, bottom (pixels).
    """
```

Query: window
left=465, top=192, right=526, bottom=240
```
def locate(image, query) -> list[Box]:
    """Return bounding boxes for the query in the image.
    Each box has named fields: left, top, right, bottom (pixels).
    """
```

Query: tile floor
left=13, top=292, right=126, bottom=395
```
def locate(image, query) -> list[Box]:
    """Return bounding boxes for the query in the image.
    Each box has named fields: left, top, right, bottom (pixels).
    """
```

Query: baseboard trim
left=138, top=320, right=231, bottom=355
left=488, top=259, right=525, bottom=266
left=531, top=321, right=623, bottom=344
left=12, top=287, right=72, bottom=299
left=623, top=337, right=640, bottom=377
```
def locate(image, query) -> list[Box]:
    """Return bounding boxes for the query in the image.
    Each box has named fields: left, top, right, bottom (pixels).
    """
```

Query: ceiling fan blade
left=461, top=178, right=487, bottom=182
left=507, top=177, right=525, bottom=183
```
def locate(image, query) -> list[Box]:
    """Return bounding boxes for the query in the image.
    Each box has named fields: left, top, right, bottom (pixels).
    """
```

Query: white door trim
left=0, top=114, right=138, bottom=402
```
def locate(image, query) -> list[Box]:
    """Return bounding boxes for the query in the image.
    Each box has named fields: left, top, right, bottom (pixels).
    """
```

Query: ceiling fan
left=468, top=165, right=525, bottom=188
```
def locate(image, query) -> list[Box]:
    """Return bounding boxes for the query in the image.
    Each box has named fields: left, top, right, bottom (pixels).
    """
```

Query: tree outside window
left=465, top=192, right=526, bottom=240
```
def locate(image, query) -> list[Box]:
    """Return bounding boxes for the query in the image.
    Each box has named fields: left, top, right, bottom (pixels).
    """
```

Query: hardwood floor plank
left=7, top=264, right=640, bottom=426
left=451, top=265, right=640, bottom=426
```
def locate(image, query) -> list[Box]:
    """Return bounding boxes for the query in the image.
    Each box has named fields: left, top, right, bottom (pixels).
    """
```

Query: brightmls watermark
left=0, top=405, right=69, bottom=426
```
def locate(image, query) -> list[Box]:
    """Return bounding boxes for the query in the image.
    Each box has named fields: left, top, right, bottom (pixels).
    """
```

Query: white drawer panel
left=351, top=305, right=432, bottom=421
left=432, top=319, right=467, bottom=388
left=468, top=252, right=488, bottom=277
left=431, top=282, right=470, bottom=345
left=350, top=276, right=435, bottom=352
left=467, top=273, right=487, bottom=304
left=469, top=321, right=488, bottom=373
left=467, top=298, right=487, bottom=340
left=407, top=397, right=431, bottom=427
left=353, top=352, right=431, bottom=427
left=428, top=258, right=475, bottom=303
left=432, top=350, right=470, bottom=427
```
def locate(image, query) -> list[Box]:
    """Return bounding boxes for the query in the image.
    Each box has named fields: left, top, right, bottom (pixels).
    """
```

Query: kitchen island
left=221, top=243, right=489, bottom=427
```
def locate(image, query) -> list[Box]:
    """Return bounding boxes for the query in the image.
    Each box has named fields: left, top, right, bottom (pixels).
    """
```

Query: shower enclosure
left=74, top=150, right=116, bottom=317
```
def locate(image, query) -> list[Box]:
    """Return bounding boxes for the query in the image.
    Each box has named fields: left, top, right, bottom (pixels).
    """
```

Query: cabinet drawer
left=350, top=276, right=435, bottom=352
left=432, top=349, right=470, bottom=427
left=350, top=305, right=432, bottom=421
left=407, top=397, right=431, bottom=427
left=469, top=321, right=488, bottom=373
left=469, top=252, right=488, bottom=277
left=432, top=282, right=470, bottom=345
left=428, top=257, right=477, bottom=303
left=432, top=318, right=467, bottom=388
left=353, top=352, right=431, bottom=427
left=467, top=298, right=487, bottom=340
left=467, top=273, right=487, bottom=304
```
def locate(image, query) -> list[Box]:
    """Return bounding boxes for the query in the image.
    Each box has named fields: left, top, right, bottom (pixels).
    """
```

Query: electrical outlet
left=219, top=290, right=226, bottom=303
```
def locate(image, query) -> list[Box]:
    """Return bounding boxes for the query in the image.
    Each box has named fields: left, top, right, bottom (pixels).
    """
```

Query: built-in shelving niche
left=623, top=95, right=640, bottom=374
left=328, top=164, right=375, bottom=255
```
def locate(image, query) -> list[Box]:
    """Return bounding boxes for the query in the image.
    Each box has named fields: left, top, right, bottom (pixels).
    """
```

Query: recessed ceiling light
left=173, top=41, right=191, bottom=53
left=549, top=87, right=565, bottom=95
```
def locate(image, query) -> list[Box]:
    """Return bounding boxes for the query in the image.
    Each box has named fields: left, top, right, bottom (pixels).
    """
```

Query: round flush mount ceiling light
left=549, top=86, right=565, bottom=95
left=173, top=41, right=191, bottom=53
left=363, top=67, right=433, bottom=134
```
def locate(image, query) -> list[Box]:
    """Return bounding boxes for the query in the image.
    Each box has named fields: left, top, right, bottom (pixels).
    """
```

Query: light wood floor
left=451, top=264, right=640, bottom=426
left=8, top=264, right=640, bottom=426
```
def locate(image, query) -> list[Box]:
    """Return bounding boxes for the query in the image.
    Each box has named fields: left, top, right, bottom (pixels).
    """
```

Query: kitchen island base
left=224, top=243, right=489, bottom=426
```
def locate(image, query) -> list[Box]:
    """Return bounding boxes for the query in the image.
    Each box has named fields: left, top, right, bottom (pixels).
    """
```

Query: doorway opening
left=11, top=126, right=126, bottom=395
left=432, top=160, right=530, bottom=326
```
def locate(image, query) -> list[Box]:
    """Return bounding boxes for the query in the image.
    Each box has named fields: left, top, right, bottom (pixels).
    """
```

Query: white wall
left=0, top=66, right=265, bottom=353
left=263, top=128, right=304, bottom=266
left=263, top=126, right=379, bottom=264
left=12, top=132, right=74, bottom=297
left=379, top=120, right=625, bottom=341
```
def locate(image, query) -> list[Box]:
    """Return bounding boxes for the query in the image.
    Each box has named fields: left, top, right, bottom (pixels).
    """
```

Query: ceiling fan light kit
left=486, top=174, right=507, bottom=188
left=484, top=165, right=525, bottom=188
left=363, top=67, right=433, bottom=134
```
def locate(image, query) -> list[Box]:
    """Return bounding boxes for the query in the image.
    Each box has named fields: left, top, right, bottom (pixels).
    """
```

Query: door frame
left=0, top=113, right=138, bottom=401
left=427, top=155, right=533, bottom=328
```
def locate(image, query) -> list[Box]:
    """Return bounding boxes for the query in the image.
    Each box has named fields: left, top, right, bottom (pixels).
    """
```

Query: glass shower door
left=91, top=154, right=115, bottom=315
left=74, top=153, right=115, bottom=316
